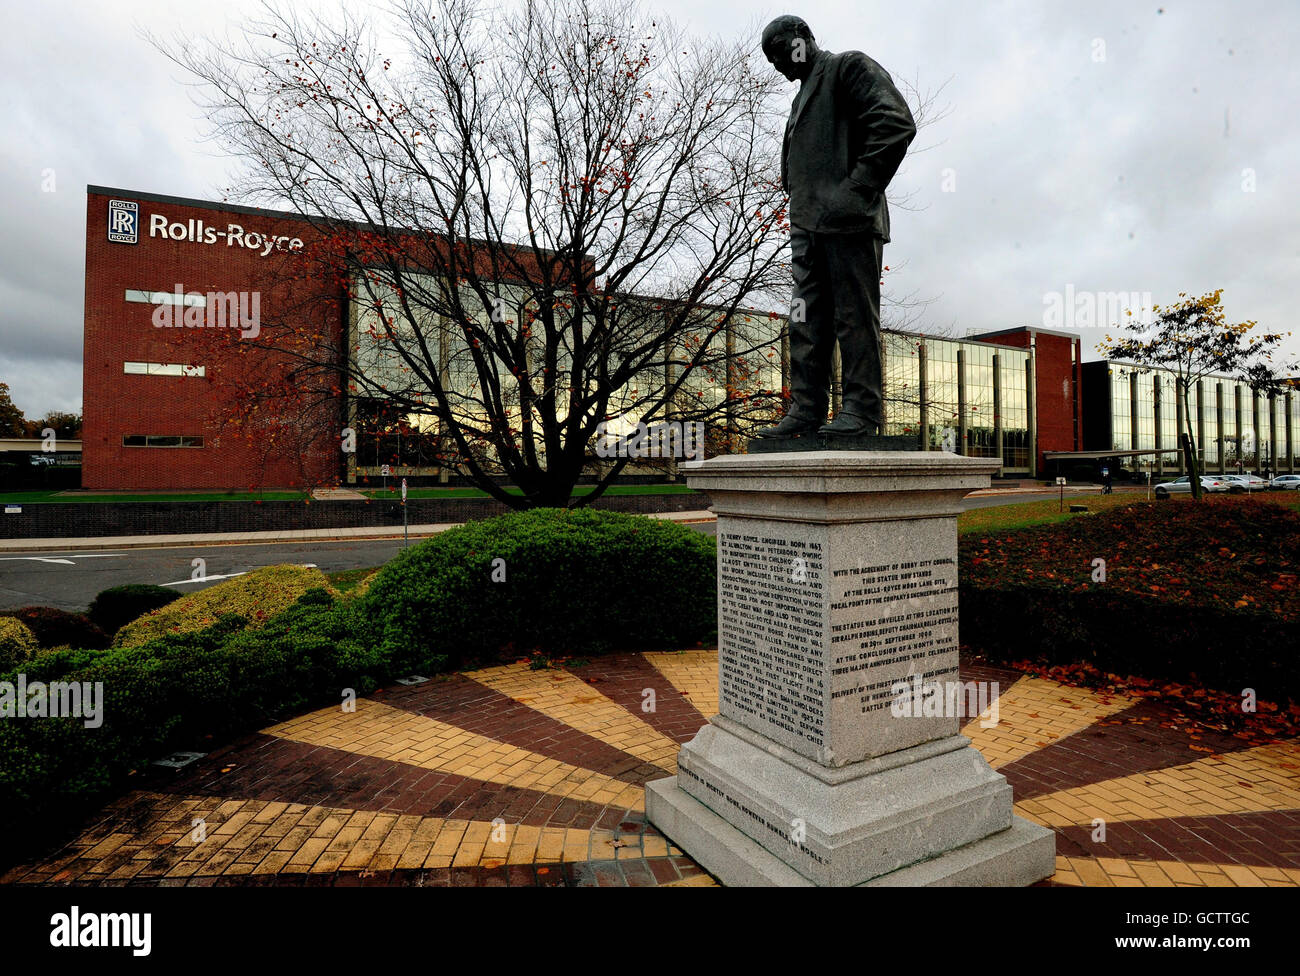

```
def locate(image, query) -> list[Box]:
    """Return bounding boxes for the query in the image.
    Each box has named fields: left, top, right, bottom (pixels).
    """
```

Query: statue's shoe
left=818, top=412, right=881, bottom=436
left=753, top=414, right=823, bottom=438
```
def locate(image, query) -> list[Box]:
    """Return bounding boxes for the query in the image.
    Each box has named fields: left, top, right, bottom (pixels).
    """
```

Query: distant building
left=1081, top=361, right=1299, bottom=476
left=874, top=327, right=1081, bottom=476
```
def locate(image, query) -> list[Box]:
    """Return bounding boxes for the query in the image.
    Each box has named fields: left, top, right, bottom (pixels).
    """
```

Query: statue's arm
left=840, top=54, right=917, bottom=193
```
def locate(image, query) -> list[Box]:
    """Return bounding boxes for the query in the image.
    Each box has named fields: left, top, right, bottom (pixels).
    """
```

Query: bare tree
left=152, top=0, right=798, bottom=508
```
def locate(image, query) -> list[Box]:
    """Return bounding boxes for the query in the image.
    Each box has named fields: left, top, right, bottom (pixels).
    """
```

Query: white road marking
left=161, top=572, right=249, bottom=587
left=0, top=554, right=123, bottom=563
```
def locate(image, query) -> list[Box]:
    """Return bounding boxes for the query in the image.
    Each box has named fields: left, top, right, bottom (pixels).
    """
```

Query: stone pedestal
left=645, top=451, right=1055, bottom=886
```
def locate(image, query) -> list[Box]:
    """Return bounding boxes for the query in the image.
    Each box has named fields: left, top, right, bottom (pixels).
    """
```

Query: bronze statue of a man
left=756, top=15, right=916, bottom=438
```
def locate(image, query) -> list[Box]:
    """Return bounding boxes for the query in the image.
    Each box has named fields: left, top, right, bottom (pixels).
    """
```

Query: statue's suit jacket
left=782, top=50, right=917, bottom=240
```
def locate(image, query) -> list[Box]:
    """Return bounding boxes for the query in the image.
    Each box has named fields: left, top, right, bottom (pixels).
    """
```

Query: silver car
left=1220, top=473, right=1269, bottom=493
left=1271, top=474, right=1300, bottom=490
left=1153, top=475, right=1230, bottom=498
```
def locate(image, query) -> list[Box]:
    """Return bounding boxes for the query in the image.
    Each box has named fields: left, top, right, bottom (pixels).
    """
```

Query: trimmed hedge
left=87, top=584, right=180, bottom=637
left=113, top=565, right=332, bottom=648
left=0, top=617, right=38, bottom=672
left=960, top=497, right=1300, bottom=700
left=960, top=582, right=1296, bottom=699
left=354, top=507, right=716, bottom=668
left=2, top=607, right=107, bottom=650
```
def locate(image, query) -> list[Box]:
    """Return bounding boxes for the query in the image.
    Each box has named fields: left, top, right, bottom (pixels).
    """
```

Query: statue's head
left=762, top=15, right=819, bottom=82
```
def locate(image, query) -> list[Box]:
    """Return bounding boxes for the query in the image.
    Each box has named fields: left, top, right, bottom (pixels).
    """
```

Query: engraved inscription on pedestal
left=716, top=514, right=962, bottom=766
left=825, top=517, right=961, bottom=762
left=717, top=522, right=829, bottom=759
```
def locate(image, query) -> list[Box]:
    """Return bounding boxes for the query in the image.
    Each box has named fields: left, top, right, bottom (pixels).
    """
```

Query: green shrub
left=113, top=565, right=332, bottom=648
left=353, top=508, right=716, bottom=669
left=0, top=617, right=38, bottom=671
left=87, top=584, right=181, bottom=636
left=2, top=607, right=107, bottom=650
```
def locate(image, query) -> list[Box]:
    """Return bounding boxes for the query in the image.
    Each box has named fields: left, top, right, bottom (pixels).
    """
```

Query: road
left=0, top=491, right=1078, bottom=611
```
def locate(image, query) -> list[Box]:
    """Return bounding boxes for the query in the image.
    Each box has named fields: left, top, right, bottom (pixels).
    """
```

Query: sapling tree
left=1099, top=290, right=1294, bottom=500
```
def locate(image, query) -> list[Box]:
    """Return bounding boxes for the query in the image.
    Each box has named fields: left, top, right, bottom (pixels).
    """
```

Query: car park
left=1220, top=473, right=1269, bottom=493
left=1153, top=475, right=1230, bottom=498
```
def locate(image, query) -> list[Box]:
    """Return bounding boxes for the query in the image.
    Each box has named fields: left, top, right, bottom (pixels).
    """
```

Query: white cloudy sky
left=2, top=0, right=1297, bottom=417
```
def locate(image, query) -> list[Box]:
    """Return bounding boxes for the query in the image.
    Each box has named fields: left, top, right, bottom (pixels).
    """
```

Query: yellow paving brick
left=507, top=826, right=541, bottom=865
left=309, top=850, right=348, bottom=874
left=251, top=802, right=289, bottom=824
left=397, top=843, right=434, bottom=870
left=341, top=839, right=384, bottom=870
left=251, top=850, right=295, bottom=875
left=1096, top=857, right=1137, bottom=878
left=378, top=828, right=415, bottom=856
left=562, top=830, right=591, bottom=863
left=1219, top=864, right=1266, bottom=887
left=1159, top=860, right=1201, bottom=885
left=536, top=829, right=566, bottom=862
left=83, top=833, right=134, bottom=860
left=643, top=650, right=719, bottom=716
left=326, top=827, right=366, bottom=852
left=1066, top=857, right=1113, bottom=887
left=286, top=838, right=331, bottom=868
left=1130, top=861, right=1174, bottom=886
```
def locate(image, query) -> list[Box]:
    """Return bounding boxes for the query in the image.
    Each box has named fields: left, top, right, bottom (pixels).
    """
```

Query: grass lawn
left=957, top=488, right=1300, bottom=535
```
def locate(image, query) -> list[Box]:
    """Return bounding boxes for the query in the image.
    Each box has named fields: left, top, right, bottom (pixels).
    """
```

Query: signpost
left=401, top=477, right=409, bottom=547
left=1056, top=476, right=1066, bottom=512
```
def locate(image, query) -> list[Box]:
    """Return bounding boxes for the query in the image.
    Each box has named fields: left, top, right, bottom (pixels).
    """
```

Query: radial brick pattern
left=3, top=652, right=1298, bottom=887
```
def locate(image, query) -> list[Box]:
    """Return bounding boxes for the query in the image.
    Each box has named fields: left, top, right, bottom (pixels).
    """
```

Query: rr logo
left=108, top=199, right=139, bottom=244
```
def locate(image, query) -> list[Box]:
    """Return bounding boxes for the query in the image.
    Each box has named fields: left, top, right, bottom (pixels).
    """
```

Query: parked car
left=1220, top=473, right=1269, bottom=493
left=1153, top=475, right=1230, bottom=498
left=1271, top=474, right=1300, bottom=490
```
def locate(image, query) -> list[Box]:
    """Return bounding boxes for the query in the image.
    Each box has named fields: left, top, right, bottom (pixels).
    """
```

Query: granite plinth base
left=646, top=774, right=1055, bottom=887
left=646, top=718, right=1052, bottom=887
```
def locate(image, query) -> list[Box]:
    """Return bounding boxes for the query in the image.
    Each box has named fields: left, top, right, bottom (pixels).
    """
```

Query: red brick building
left=83, top=185, right=340, bottom=490
left=966, top=327, right=1083, bottom=473
left=83, top=185, right=1085, bottom=489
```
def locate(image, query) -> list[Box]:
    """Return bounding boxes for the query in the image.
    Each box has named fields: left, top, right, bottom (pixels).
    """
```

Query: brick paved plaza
left=3, top=651, right=1298, bottom=887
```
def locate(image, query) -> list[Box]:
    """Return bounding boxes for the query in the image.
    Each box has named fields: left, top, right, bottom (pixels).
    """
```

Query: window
left=125, top=289, right=206, bottom=307
left=122, top=435, right=204, bottom=448
left=123, top=362, right=205, bottom=377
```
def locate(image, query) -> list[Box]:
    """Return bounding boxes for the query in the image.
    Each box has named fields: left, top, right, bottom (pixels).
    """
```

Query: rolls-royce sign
left=107, top=200, right=303, bottom=257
